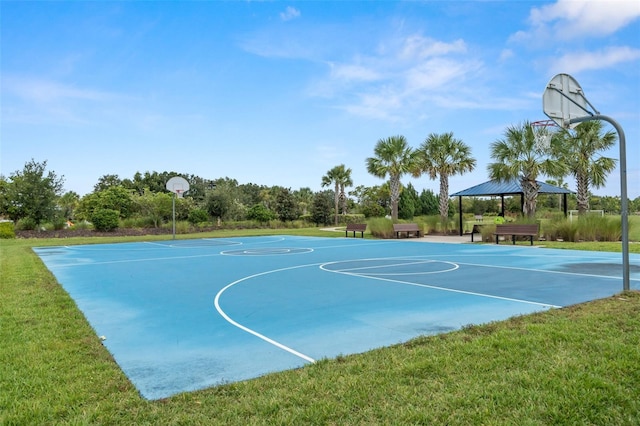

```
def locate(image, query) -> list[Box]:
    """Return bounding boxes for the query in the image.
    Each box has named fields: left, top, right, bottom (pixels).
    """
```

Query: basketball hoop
left=165, top=176, right=190, bottom=239
left=531, top=120, right=557, bottom=153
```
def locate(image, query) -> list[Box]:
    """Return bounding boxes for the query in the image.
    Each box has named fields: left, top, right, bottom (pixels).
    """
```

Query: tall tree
left=310, top=190, right=334, bottom=226
left=4, top=159, right=64, bottom=225
left=366, top=136, right=417, bottom=220
left=77, top=186, right=134, bottom=220
left=58, top=191, right=80, bottom=220
left=94, top=174, right=122, bottom=192
left=133, top=190, right=173, bottom=228
left=274, top=187, right=299, bottom=222
left=293, top=187, right=314, bottom=215
left=321, top=164, right=353, bottom=225
left=559, top=121, right=617, bottom=215
left=488, top=122, right=566, bottom=218
left=413, top=132, right=476, bottom=223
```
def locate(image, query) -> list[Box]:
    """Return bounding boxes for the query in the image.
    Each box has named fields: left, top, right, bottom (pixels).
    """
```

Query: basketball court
left=34, top=236, right=639, bottom=399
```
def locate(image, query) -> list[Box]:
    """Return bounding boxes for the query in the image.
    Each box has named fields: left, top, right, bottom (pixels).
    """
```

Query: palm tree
left=293, top=187, right=314, bottom=215
left=488, top=122, right=566, bottom=218
left=321, top=164, right=353, bottom=225
left=559, top=121, right=617, bottom=215
left=366, top=135, right=417, bottom=220
left=413, top=132, right=476, bottom=224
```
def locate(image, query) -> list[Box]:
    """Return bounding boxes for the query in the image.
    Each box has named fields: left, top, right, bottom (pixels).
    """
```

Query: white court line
left=144, top=239, right=243, bottom=248
left=325, top=259, right=459, bottom=276
left=214, top=264, right=321, bottom=364
left=43, top=252, right=223, bottom=268
left=214, top=257, right=560, bottom=363
left=320, top=259, right=560, bottom=309
left=455, top=261, right=640, bottom=281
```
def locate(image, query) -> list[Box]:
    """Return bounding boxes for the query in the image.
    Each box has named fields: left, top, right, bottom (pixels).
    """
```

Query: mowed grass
left=1, top=229, right=639, bottom=424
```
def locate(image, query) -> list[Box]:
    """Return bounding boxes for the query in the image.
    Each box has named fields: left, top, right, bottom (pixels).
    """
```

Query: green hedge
left=0, top=222, right=15, bottom=239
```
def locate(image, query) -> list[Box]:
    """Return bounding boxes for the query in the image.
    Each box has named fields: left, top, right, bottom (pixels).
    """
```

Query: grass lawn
left=1, top=228, right=639, bottom=424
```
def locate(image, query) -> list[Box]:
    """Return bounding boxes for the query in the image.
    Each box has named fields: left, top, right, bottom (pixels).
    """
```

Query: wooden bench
left=470, top=224, right=484, bottom=242
left=494, top=224, right=539, bottom=245
left=393, top=223, right=421, bottom=239
left=345, top=223, right=367, bottom=238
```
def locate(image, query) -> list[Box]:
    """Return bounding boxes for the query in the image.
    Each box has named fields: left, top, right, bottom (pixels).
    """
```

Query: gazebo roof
left=450, top=179, right=574, bottom=197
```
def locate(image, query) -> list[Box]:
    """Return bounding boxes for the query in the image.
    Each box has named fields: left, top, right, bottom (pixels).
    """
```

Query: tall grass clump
left=367, top=217, right=394, bottom=238
left=480, top=224, right=496, bottom=242
left=542, top=215, right=624, bottom=242
left=175, top=220, right=192, bottom=234
left=555, top=220, right=579, bottom=242
left=576, top=215, right=622, bottom=242
left=423, top=215, right=441, bottom=234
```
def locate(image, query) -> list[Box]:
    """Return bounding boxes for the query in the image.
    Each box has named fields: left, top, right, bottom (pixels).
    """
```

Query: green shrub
left=0, top=222, right=15, bottom=239
left=188, top=208, right=210, bottom=225
left=15, top=217, right=37, bottom=231
left=91, top=209, right=120, bottom=232
left=121, top=216, right=156, bottom=228
left=339, top=214, right=366, bottom=225
left=52, top=217, right=66, bottom=230
left=246, top=204, right=276, bottom=223
left=299, top=214, right=313, bottom=223
left=175, top=220, right=192, bottom=234
left=362, top=204, right=386, bottom=218
left=73, top=220, right=92, bottom=230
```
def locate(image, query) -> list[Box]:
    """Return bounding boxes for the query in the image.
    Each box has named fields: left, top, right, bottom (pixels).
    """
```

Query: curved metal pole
left=569, top=115, right=629, bottom=291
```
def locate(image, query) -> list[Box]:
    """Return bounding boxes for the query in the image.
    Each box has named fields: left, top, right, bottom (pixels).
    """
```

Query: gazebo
left=450, top=179, right=575, bottom=236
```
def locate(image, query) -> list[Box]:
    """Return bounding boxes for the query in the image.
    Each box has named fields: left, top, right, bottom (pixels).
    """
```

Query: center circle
left=221, top=247, right=313, bottom=256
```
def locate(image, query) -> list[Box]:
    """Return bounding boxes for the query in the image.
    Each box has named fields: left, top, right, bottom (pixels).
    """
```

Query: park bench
left=345, top=223, right=367, bottom=238
left=393, top=223, right=421, bottom=239
left=494, top=224, right=539, bottom=245
left=470, top=224, right=484, bottom=242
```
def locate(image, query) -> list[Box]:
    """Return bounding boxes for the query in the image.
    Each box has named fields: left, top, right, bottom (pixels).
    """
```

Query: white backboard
left=543, top=73, right=589, bottom=129
left=166, top=176, right=190, bottom=195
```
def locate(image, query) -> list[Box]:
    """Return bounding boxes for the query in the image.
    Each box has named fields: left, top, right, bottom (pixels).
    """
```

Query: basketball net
left=175, top=189, right=184, bottom=199
left=531, top=120, right=556, bottom=153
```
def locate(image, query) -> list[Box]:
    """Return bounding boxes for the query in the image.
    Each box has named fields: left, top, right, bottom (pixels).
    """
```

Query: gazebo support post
left=458, top=196, right=463, bottom=236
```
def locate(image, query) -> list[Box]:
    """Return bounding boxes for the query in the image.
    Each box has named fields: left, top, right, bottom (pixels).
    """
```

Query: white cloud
left=499, top=49, right=514, bottom=62
left=1, top=75, right=135, bottom=126
left=404, top=58, right=473, bottom=92
left=329, top=63, right=382, bottom=82
left=399, top=35, right=467, bottom=60
left=516, top=0, right=640, bottom=42
left=311, top=34, right=484, bottom=121
left=280, top=6, right=300, bottom=22
left=3, top=75, right=117, bottom=103
left=550, top=46, right=640, bottom=73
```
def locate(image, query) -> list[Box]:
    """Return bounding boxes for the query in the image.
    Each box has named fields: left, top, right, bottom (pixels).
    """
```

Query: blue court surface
left=34, top=236, right=639, bottom=400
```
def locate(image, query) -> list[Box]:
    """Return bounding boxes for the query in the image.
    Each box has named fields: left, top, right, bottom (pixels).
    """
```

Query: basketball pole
left=568, top=114, right=629, bottom=292
left=172, top=193, right=176, bottom=240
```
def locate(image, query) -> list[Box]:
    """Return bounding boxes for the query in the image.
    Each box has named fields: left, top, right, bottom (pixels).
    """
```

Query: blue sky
left=2, top=1, right=639, bottom=198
